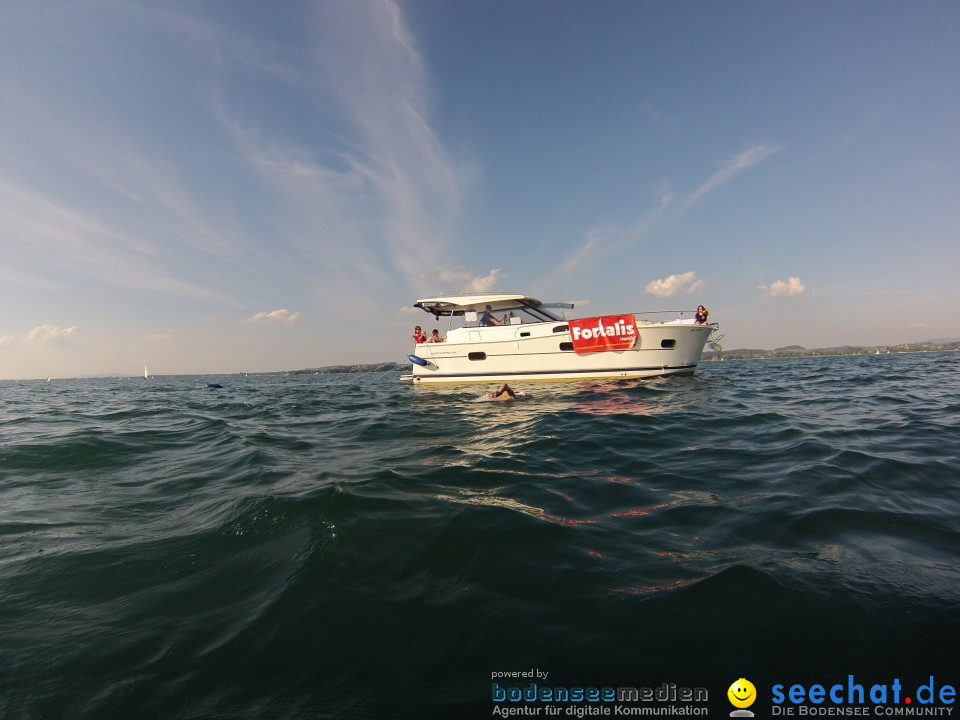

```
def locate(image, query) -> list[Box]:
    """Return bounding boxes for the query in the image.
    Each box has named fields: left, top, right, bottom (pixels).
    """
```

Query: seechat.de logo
left=729, top=678, right=758, bottom=718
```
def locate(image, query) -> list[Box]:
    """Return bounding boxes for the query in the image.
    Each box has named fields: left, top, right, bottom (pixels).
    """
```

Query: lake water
left=2, top=352, right=959, bottom=719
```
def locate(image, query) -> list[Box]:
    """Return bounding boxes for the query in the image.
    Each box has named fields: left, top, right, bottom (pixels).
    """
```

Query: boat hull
left=405, top=321, right=714, bottom=384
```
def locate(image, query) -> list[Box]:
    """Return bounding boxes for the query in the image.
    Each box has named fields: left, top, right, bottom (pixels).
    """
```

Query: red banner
left=568, top=314, right=637, bottom=354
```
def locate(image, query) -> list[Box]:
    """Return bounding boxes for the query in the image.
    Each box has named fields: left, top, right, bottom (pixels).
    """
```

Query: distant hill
left=703, top=340, right=960, bottom=361
left=284, top=342, right=960, bottom=373
left=289, top=362, right=407, bottom=375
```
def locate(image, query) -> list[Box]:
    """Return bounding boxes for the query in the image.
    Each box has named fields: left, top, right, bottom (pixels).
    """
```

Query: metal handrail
left=631, top=309, right=697, bottom=317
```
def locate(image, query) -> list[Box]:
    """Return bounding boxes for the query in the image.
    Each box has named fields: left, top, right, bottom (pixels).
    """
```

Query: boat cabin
left=414, top=294, right=573, bottom=332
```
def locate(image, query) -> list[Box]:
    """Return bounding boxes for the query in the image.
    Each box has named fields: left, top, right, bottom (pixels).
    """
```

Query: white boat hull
left=404, top=319, right=713, bottom=384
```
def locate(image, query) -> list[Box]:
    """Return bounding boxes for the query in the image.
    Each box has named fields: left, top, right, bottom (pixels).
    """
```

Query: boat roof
left=414, top=294, right=537, bottom=311
left=413, top=294, right=575, bottom=319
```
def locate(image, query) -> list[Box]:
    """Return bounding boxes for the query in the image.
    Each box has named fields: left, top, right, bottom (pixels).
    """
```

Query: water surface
left=2, top=352, right=958, bottom=718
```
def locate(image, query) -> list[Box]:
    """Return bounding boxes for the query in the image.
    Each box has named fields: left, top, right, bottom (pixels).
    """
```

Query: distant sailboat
left=144, top=365, right=149, bottom=380
left=46, top=374, right=51, bottom=383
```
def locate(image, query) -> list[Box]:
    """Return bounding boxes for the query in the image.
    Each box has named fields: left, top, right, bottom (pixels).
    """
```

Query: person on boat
left=695, top=305, right=709, bottom=324
left=480, top=304, right=506, bottom=326
left=487, top=383, right=517, bottom=401
left=427, top=329, right=445, bottom=343
left=412, top=326, right=427, bottom=343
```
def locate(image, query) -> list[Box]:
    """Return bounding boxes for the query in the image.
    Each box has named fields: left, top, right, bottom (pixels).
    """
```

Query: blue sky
left=1, top=1, right=957, bottom=378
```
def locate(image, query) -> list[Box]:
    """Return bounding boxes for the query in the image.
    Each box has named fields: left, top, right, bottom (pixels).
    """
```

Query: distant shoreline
left=15, top=344, right=957, bottom=381
left=294, top=342, right=960, bottom=373
left=702, top=341, right=960, bottom=362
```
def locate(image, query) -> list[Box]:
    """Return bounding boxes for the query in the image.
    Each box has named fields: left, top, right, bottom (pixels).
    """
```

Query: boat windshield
left=468, top=300, right=564, bottom=326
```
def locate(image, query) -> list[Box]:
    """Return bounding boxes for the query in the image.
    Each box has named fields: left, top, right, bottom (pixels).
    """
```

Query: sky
left=1, top=0, right=958, bottom=379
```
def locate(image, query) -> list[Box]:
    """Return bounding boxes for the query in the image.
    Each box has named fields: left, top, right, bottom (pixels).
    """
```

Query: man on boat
left=480, top=304, right=506, bottom=326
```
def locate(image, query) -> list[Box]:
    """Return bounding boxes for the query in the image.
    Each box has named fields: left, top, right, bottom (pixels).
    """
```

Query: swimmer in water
left=487, top=383, right=517, bottom=401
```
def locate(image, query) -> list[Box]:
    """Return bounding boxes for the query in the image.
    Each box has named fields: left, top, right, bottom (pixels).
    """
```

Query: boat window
left=520, top=331, right=530, bottom=337
left=552, top=325, right=569, bottom=333
left=661, top=339, right=676, bottom=349
left=559, top=342, right=574, bottom=352
left=468, top=352, right=487, bottom=361
left=459, top=304, right=560, bottom=328
left=428, top=299, right=567, bottom=330
left=519, top=299, right=564, bottom=322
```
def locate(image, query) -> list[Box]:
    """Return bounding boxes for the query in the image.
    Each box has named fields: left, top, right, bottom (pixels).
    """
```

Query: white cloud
left=465, top=269, right=502, bottom=293
left=436, top=267, right=502, bottom=293
left=27, top=324, right=79, bottom=344
left=141, top=333, right=174, bottom=341
left=645, top=271, right=704, bottom=297
left=684, top=145, right=779, bottom=211
left=0, top=334, right=15, bottom=348
left=245, top=308, right=302, bottom=324
left=758, top=276, right=806, bottom=298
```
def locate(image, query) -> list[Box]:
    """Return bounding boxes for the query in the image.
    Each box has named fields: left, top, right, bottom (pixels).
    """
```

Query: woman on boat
left=412, top=326, right=426, bottom=343
left=695, top=305, right=709, bottom=324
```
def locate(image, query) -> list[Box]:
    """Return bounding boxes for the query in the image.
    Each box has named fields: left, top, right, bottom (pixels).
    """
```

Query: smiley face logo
left=728, top=678, right=757, bottom=709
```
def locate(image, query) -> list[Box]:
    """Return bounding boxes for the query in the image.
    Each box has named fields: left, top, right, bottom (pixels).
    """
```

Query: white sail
left=144, top=365, right=149, bottom=380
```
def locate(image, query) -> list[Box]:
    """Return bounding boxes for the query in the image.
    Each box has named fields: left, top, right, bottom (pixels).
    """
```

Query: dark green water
left=2, top=353, right=959, bottom=719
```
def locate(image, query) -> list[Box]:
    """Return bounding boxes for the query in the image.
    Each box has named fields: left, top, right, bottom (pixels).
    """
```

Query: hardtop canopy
left=413, top=294, right=573, bottom=321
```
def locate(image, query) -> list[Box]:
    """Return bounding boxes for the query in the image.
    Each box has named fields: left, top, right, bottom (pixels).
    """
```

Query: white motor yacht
left=403, top=294, right=717, bottom=384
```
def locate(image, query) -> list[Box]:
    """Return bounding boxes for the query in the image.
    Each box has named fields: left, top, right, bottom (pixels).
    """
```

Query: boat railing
left=632, top=309, right=698, bottom=323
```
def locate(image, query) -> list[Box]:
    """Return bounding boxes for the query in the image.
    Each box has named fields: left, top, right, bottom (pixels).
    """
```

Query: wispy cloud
left=0, top=11, right=273, bottom=304
left=0, top=334, right=15, bottom=348
left=553, top=144, right=775, bottom=282
left=0, top=149, right=252, bottom=308
left=245, top=309, right=302, bottom=324
left=141, top=333, right=174, bottom=341
left=645, top=271, right=704, bottom=297
left=557, top=225, right=618, bottom=276
left=758, top=277, right=806, bottom=298
left=323, top=0, right=465, bottom=292
left=120, top=4, right=300, bottom=83
left=556, top=189, right=675, bottom=279
left=0, top=1, right=462, bottom=325
left=684, top=145, right=779, bottom=211
left=219, top=1, right=464, bottom=298
left=27, top=324, right=79, bottom=344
